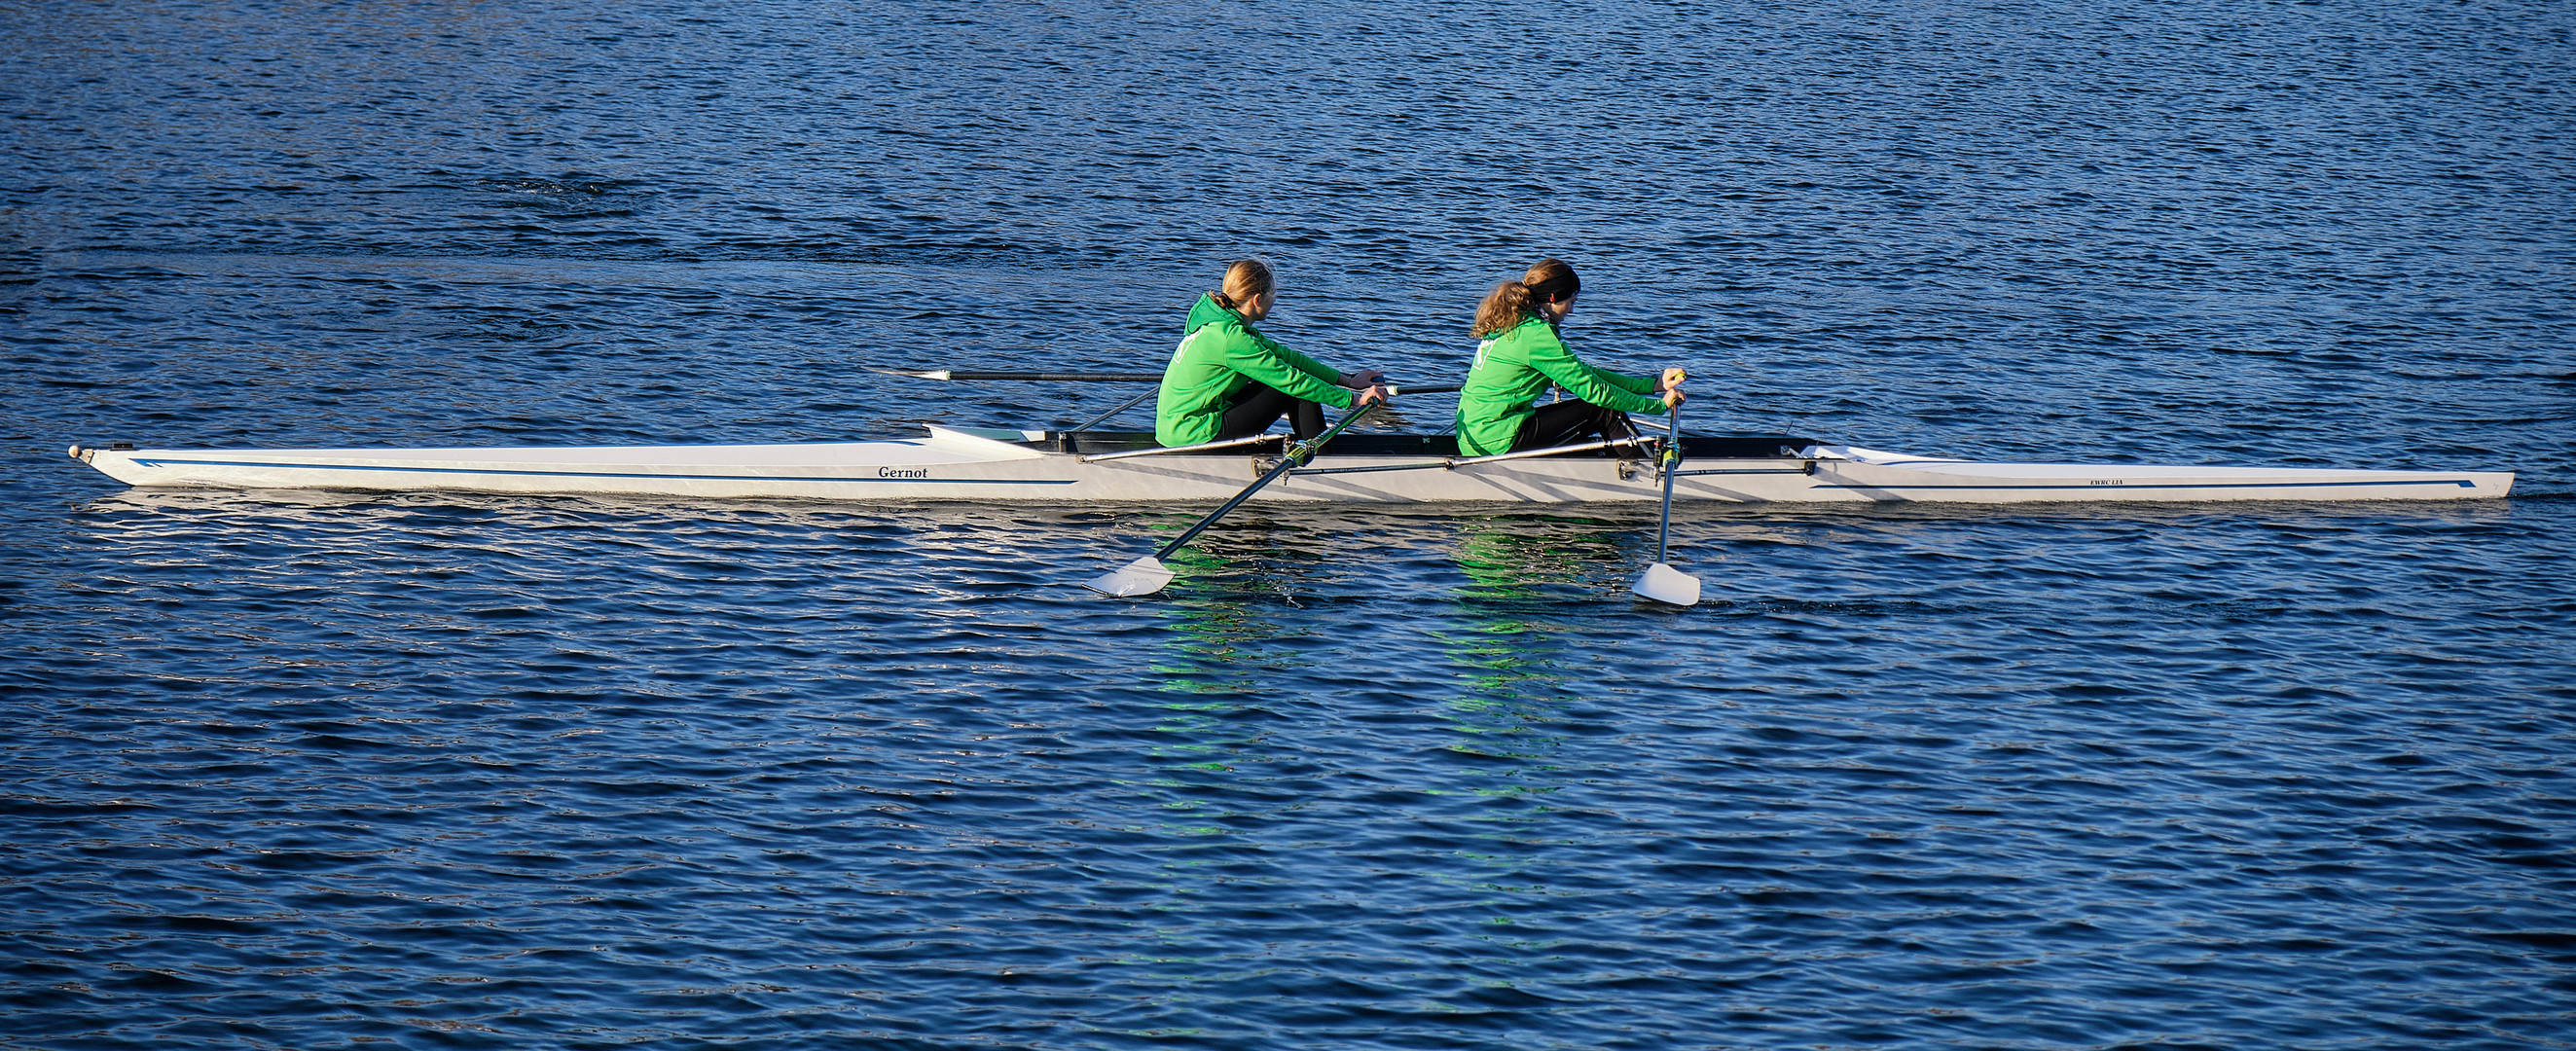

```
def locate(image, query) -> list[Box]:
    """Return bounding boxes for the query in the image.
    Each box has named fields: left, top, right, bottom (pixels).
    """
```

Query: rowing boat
left=67, top=428, right=2514, bottom=504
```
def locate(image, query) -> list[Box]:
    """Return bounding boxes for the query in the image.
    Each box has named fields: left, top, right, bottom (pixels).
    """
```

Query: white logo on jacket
left=1172, top=329, right=1212, bottom=364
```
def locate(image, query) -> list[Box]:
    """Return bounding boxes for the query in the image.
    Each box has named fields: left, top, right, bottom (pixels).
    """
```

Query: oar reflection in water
left=1110, top=508, right=1353, bottom=604
left=1143, top=548, right=1321, bottom=697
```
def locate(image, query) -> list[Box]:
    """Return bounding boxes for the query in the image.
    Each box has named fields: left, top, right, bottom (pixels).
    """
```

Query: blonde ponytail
left=1209, top=258, right=1275, bottom=312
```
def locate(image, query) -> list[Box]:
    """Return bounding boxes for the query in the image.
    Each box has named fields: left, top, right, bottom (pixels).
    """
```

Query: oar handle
left=1150, top=401, right=1381, bottom=561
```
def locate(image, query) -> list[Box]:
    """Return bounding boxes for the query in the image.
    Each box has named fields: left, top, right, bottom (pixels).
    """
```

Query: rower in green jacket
left=1156, top=259, right=1390, bottom=447
left=1452, top=258, right=1686, bottom=457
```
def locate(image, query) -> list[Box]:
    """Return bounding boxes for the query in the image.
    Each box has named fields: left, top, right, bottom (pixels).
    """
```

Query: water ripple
left=4, top=0, right=2573, bottom=1047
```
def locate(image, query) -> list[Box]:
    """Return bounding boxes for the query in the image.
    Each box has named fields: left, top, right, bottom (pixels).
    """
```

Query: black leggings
left=1512, top=399, right=1646, bottom=453
left=1218, top=382, right=1327, bottom=440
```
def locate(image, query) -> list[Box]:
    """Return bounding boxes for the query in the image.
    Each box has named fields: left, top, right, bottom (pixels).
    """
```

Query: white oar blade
left=1085, top=557, right=1175, bottom=598
left=1631, top=562, right=1701, bottom=606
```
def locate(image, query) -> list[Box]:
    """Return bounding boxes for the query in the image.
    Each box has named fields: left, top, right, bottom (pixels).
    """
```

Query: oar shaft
left=946, top=371, right=1166, bottom=381
left=1655, top=404, right=1683, bottom=562
left=874, top=368, right=1166, bottom=382
left=1150, top=402, right=1381, bottom=561
left=1069, top=387, right=1159, bottom=433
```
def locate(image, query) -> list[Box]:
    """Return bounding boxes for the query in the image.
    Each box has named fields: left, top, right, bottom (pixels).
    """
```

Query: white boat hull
left=69, top=426, right=2514, bottom=505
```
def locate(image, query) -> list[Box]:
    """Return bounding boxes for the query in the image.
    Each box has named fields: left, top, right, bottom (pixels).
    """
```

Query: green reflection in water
left=1412, top=515, right=1647, bottom=872
left=1124, top=527, right=1325, bottom=874
left=1441, top=513, right=1628, bottom=712
left=1453, top=512, right=1625, bottom=602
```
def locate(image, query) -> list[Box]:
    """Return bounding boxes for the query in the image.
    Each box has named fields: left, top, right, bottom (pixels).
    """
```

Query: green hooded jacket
left=1452, top=316, right=1666, bottom=456
left=1155, top=294, right=1354, bottom=447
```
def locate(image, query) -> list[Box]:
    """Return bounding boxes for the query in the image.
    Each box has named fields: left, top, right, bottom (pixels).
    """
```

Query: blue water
left=5, top=2, right=2573, bottom=1047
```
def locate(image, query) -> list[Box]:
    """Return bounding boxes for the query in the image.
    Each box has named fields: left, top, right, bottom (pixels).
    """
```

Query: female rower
left=1452, top=258, right=1685, bottom=457
left=1156, top=259, right=1390, bottom=448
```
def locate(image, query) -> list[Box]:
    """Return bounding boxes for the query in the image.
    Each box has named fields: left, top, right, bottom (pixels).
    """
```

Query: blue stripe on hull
left=127, top=458, right=1079, bottom=486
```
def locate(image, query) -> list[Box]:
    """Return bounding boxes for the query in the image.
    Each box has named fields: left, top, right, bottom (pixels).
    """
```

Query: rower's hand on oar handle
left=1355, top=382, right=1393, bottom=407
left=1339, top=368, right=1387, bottom=388
left=1658, top=367, right=1687, bottom=410
left=1662, top=387, right=1687, bottom=409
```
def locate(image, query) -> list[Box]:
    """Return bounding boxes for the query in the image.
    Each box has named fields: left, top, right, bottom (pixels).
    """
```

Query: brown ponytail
left=1470, top=280, right=1535, bottom=338
left=1209, top=258, right=1275, bottom=312
left=1469, top=258, right=1580, bottom=337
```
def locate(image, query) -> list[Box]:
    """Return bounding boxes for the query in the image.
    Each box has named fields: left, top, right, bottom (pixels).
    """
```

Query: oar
left=873, top=367, right=1464, bottom=396
left=1067, top=386, right=1159, bottom=433
left=871, top=368, right=1164, bottom=382
left=1631, top=400, right=1701, bottom=606
left=1070, top=383, right=1454, bottom=436
left=1085, top=400, right=1384, bottom=597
